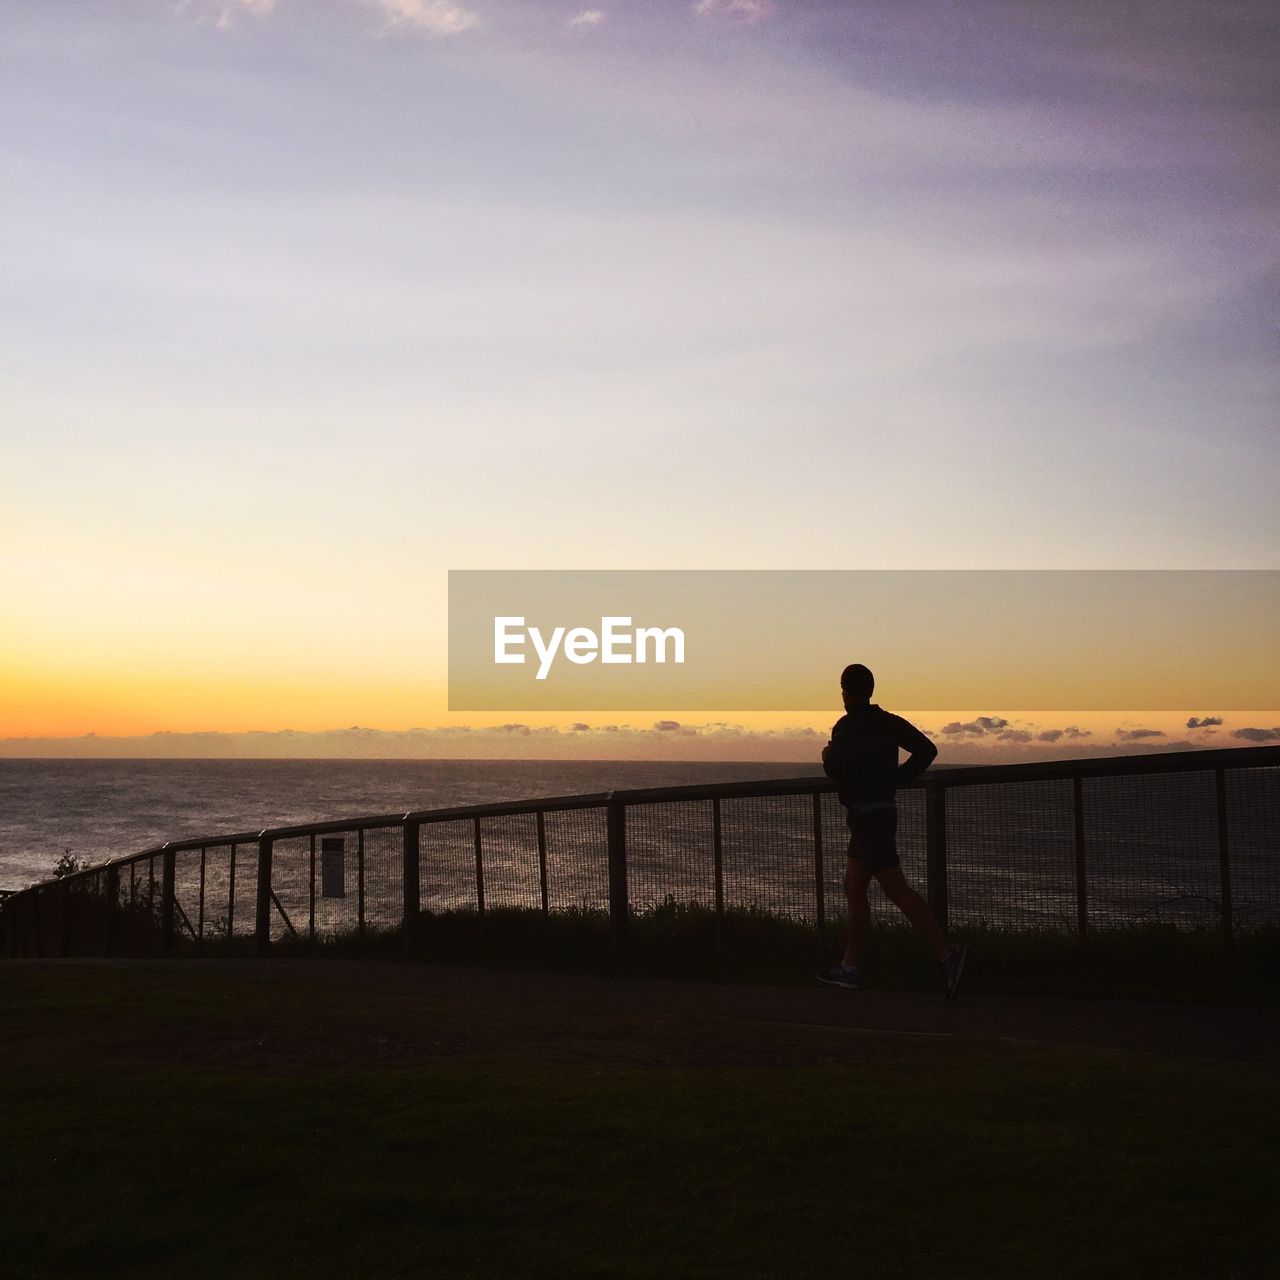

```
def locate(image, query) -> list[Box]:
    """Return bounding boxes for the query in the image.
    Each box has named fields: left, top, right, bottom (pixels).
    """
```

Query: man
left=818, top=663, right=967, bottom=999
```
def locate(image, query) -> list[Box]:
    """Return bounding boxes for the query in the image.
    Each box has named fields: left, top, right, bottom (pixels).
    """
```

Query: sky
left=1, top=0, right=1276, bottom=759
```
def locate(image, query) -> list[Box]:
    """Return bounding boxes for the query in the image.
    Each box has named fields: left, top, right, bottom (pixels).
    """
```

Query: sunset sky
left=2, top=1, right=1276, bottom=758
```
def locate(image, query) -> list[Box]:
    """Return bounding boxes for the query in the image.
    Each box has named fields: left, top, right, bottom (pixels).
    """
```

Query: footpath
left=64, top=956, right=1280, bottom=1065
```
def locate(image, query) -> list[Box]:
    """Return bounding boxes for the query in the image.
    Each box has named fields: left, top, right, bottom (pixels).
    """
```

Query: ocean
left=0, top=758, right=816, bottom=891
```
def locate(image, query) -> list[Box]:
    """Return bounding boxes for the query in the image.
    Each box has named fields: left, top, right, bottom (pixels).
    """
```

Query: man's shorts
left=846, top=806, right=900, bottom=874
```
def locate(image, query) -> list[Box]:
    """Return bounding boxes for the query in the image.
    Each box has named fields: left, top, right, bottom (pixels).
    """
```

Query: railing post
left=161, top=846, right=176, bottom=954
left=536, top=810, right=549, bottom=917
left=1073, top=776, right=1088, bottom=944
left=606, top=796, right=629, bottom=955
left=197, top=847, right=207, bottom=945
left=31, top=889, right=43, bottom=958
left=357, top=827, right=366, bottom=949
left=811, top=792, right=825, bottom=938
left=403, top=818, right=420, bottom=954
left=1215, top=768, right=1234, bottom=952
left=925, top=781, right=948, bottom=933
left=57, top=879, right=69, bottom=958
left=103, top=865, right=118, bottom=957
left=473, top=817, right=485, bottom=917
left=712, top=798, right=724, bottom=954
left=308, top=834, right=317, bottom=948
left=255, top=833, right=274, bottom=957
left=227, top=843, right=237, bottom=941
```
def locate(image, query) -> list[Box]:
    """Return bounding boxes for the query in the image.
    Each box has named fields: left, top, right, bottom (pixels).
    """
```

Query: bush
left=51, top=851, right=85, bottom=879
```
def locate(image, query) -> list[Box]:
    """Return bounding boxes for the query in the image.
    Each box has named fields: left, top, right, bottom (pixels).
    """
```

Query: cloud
left=2, top=718, right=1263, bottom=765
left=1233, top=726, right=1280, bottom=743
left=693, top=0, right=775, bottom=24
left=568, top=9, right=606, bottom=28
left=209, top=0, right=275, bottom=29
left=1187, top=716, right=1224, bottom=729
left=370, top=0, right=480, bottom=36
left=941, top=716, right=1010, bottom=737
left=199, top=0, right=479, bottom=36
left=1036, top=726, right=1091, bottom=743
left=0, top=722, right=836, bottom=762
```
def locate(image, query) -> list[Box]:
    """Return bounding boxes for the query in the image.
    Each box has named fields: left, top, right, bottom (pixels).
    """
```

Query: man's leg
left=842, top=857, right=874, bottom=967
left=873, top=867, right=949, bottom=962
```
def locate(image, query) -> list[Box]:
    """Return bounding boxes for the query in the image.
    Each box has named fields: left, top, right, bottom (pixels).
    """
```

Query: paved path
left=62, top=957, right=1280, bottom=1065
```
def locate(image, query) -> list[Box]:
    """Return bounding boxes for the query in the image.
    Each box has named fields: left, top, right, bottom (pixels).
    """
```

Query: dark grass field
left=2, top=961, right=1278, bottom=1279
left=393, top=904, right=1279, bottom=1004
left=77, top=895, right=1280, bottom=1004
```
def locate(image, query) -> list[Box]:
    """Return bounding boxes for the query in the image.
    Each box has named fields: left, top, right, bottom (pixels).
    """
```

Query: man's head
left=840, top=663, right=875, bottom=707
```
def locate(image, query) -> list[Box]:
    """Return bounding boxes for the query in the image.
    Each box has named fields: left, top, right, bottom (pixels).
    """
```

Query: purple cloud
left=1233, top=726, right=1280, bottom=743
left=997, top=729, right=1032, bottom=743
left=941, top=716, right=1010, bottom=737
left=1037, top=726, right=1091, bottom=742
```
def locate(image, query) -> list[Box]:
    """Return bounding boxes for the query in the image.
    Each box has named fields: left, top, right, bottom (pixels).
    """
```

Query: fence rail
left=3, top=745, right=1278, bottom=960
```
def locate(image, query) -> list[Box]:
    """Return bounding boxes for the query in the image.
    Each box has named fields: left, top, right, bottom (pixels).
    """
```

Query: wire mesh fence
left=627, top=799, right=716, bottom=914
left=3, top=746, right=1277, bottom=960
left=540, top=805, right=609, bottom=912
left=718, top=793, right=816, bottom=920
left=1225, top=764, right=1280, bottom=931
left=1082, top=771, right=1222, bottom=930
left=946, top=779, right=1078, bottom=930
left=422, top=818, right=485, bottom=914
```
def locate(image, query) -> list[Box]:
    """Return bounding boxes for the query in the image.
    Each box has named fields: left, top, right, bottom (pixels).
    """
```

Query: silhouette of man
left=819, top=663, right=967, bottom=999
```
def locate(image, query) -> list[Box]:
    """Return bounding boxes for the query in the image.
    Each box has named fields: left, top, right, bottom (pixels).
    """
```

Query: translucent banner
left=447, top=570, right=1279, bottom=711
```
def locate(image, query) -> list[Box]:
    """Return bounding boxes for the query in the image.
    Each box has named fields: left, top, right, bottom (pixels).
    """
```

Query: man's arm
left=894, top=716, right=937, bottom=785
left=820, top=719, right=845, bottom=781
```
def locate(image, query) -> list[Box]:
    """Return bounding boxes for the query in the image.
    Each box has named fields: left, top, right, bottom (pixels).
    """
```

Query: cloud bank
left=4, top=717, right=1272, bottom=762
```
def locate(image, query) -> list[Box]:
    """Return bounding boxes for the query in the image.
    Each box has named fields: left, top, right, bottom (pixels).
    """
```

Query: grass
left=30, top=889, right=1280, bottom=1002
left=304, top=901, right=1278, bottom=1004
left=1, top=961, right=1277, bottom=1279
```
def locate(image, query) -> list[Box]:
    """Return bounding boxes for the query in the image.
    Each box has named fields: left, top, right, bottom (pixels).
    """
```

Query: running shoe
left=817, top=963, right=859, bottom=989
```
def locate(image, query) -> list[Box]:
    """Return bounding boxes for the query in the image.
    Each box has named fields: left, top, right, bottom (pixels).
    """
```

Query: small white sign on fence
left=321, top=837, right=345, bottom=898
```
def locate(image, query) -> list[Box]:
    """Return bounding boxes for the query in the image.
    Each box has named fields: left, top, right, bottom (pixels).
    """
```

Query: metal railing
left=2, top=745, right=1277, bottom=960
